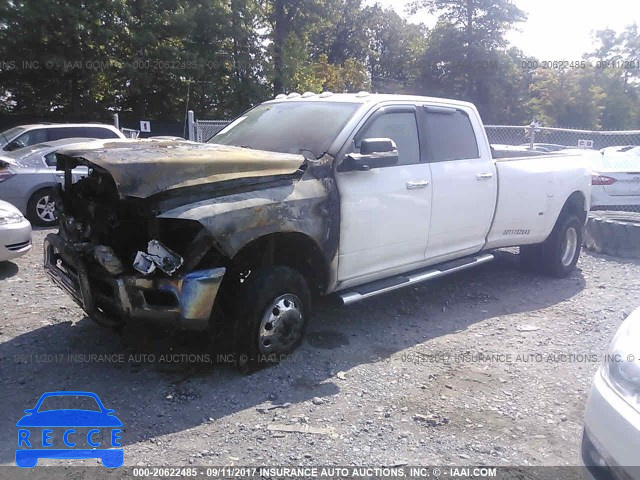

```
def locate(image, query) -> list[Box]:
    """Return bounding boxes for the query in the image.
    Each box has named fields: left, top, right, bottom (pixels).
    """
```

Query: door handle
left=476, top=173, right=494, bottom=180
left=406, top=180, right=430, bottom=190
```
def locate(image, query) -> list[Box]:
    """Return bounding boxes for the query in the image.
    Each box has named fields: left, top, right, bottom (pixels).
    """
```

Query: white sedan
left=591, top=146, right=640, bottom=210
left=582, top=308, right=640, bottom=479
left=0, top=200, right=32, bottom=262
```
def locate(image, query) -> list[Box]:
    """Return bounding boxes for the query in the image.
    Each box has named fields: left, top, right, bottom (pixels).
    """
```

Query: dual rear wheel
left=520, top=212, right=583, bottom=278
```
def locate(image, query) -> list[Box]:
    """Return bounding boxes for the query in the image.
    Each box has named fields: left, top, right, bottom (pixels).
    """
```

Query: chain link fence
left=486, top=124, right=640, bottom=213
left=485, top=125, right=640, bottom=150
left=186, top=112, right=229, bottom=142
left=193, top=120, right=229, bottom=142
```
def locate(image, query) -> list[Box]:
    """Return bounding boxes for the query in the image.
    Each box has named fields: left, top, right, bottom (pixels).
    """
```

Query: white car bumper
left=581, top=368, right=640, bottom=479
left=592, top=185, right=640, bottom=209
left=0, top=218, right=32, bottom=262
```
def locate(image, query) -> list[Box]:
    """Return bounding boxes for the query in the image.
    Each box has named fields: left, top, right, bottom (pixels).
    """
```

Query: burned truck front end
left=43, top=138, right=332, bottom=342
left=45, top=154, right=225, bottom=330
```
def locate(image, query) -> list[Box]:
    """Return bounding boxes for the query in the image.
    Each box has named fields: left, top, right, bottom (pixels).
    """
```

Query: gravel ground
left=1, top=228, right=639, bottom=469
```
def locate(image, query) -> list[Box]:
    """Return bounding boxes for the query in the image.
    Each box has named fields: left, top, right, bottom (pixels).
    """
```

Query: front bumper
left=44, top=233, right=225, bottom=330
left=581, top=368, right=640, bottom=480
left=0, top=218, right=32, bottom=262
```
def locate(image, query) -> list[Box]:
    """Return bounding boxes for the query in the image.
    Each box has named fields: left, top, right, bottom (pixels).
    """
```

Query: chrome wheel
left=35, top=195, right=56, bottom=223
left=561, top=226, right=578, bottom=267
left=258, top=293, right=304, bottom=354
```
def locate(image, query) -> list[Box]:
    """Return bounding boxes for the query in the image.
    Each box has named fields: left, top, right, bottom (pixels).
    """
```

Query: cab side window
left=47, top=128, right=70, bottom=141
left=357, top=112, right=420, bottom=166
left=423, top=109, right=479, bottom=162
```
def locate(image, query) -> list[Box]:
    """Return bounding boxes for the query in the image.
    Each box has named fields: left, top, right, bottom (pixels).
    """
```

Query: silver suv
left=0, top=123, right=125, bottom=152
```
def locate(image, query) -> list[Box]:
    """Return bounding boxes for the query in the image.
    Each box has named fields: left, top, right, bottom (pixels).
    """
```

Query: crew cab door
left=420, top=105, right=497, bottom=261
left=336, top=106, right=432, bottom=283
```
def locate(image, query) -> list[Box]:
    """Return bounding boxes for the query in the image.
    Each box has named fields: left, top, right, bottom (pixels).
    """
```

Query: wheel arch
left=27, top=183, right=58, bottom=204
left=561, top=190, right=588, bottom=225
left=226, top=231, right=331, bottom=297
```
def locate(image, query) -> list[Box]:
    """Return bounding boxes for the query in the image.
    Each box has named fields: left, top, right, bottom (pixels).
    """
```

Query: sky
left=372, top=0, right=639, bottom=60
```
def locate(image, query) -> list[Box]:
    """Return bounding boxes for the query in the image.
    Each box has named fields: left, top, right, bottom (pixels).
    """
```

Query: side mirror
left=343, top=138, right=399, bottom=171
left=360, top=138, right=395, bottom=155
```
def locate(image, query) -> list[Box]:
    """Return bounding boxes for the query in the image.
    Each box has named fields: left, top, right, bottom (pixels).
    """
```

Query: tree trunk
left=273, top=0, right=286, bottom=94
left=466, top=0, right=474, bottom=100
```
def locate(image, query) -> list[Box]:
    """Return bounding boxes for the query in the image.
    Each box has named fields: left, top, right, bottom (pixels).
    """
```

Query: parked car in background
left=0, top=123, right=124, bottom=152
left=591, top=146, right=640, bottom=211
left=582, top=307, right=640, bottom=480
left=0, top=138, right=96, bottom=226
left=0, top=199, right=32, bottom=262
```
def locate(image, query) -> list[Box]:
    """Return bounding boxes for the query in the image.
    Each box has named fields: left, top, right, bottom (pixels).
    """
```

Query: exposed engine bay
left=45, top=154, right=227, bottom=331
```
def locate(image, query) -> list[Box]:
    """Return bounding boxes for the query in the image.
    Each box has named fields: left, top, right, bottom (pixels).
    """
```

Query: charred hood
left=57, top=139, right=306, bottom=199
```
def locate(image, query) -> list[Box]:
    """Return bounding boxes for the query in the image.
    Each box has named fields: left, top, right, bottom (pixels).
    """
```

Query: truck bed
left=484, top=151, right=593, bottom=250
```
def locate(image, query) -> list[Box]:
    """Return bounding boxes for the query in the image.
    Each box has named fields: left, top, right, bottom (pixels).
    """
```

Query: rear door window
left=46, top=128, right=75, bottom=141
left=422, top=107, right=479, bottom=162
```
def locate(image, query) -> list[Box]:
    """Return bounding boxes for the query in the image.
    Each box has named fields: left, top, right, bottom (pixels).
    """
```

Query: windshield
left=5, top=143, right=50, bottom=159
left=0, top=126, right=25, bottom=147
left=210, top=101, right=360, bottom=158
left=37, top=395, right=101, bottom=412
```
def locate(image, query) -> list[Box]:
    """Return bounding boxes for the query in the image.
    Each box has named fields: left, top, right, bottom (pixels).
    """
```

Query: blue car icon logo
left=16, top=391, right=123, bottom=468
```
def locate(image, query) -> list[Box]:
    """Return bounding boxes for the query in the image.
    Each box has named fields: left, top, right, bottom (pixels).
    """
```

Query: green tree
left=585, top=24, right=640, bottom=129
left=365, top=5, right=428, bottom=93
left=410, top=0, right=525, bottom=101
left=0, top=0, right=127, bottom=118
left=307, top=0, right=370, bottom=65
left=527, top=67, right=606, bottom=129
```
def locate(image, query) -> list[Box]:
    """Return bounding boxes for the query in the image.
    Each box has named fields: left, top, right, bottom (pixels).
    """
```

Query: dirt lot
left=1, top=228, right=639, bottom=469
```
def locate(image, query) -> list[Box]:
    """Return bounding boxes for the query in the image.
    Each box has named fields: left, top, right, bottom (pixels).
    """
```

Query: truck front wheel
left=233, top=266, right=310, bottom=372
left=520, top=212, right=583, bottom=278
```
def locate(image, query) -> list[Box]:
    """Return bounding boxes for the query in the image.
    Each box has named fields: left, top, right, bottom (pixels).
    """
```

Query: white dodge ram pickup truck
left=46, top=93, right=591, bottom=369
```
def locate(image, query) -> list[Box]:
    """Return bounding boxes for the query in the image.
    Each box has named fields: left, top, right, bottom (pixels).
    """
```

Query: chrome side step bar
left=338, top=253, right=494, bottom=305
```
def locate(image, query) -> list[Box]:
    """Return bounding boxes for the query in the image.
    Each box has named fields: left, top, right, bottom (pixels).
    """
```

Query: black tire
left=27, top=188, right=58, bottom=226
left=520, top=212, right=583, bottom=278
left=88, top=309, right=126, bottom=330
left=584, top=211, right=640, bottom=259
left=232, top=266, right=310, bottom=372
left=519, top=244, right=542, bottom=272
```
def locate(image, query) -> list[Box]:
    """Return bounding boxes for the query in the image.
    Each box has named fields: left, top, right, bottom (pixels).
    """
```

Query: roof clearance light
left=355, top=91, right=370, bottom=97
left=301, top=92, right=316, bottom=98
left=274, top=94, right=287, bottom=100
left=319, top=91, right=333, bottom=98
left=287, top=92, right=301, bottom=99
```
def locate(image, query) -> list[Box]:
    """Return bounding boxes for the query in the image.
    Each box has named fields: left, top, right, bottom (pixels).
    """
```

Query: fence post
left=529, top=120, right=538, bottom=149
left=187, top=110, right=195, bottom=141
left=113, top=113, right=119, bottom=130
